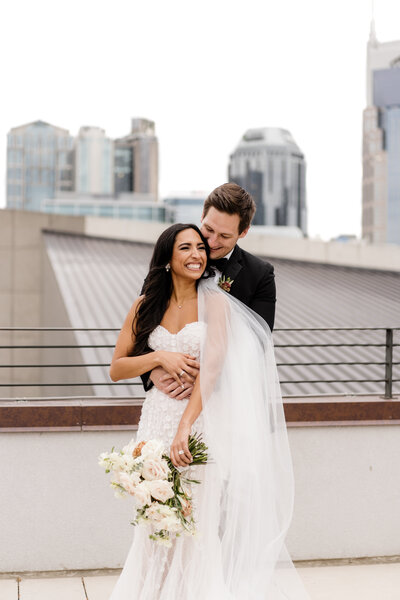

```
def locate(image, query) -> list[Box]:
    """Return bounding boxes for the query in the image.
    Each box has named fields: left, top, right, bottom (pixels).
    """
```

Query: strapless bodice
left=148, top=321, right=205, bottom=359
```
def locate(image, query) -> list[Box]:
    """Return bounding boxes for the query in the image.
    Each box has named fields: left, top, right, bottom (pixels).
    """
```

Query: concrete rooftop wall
left=84, top=214, right=400, bottom=272
left=0, top=423, right=399, bottom=572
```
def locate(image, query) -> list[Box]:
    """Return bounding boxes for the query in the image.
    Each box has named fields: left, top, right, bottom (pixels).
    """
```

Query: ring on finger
left=179, top=370, right=185, bottom=377
left=178, top=450, right=184, bottom=455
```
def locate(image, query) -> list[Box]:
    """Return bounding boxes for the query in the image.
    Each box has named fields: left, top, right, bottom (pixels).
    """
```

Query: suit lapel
left=223, top=245, right=242, bottom=288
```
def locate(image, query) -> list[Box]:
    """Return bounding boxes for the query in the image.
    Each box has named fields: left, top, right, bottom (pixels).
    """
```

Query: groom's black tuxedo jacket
left=220, top=244, right=276, bottom=332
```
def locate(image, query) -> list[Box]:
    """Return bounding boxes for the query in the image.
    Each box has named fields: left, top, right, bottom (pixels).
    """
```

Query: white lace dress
left=109, top=322, right=208, bottom=600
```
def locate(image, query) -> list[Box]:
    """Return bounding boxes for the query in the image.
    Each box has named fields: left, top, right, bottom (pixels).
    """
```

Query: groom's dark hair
left=203, top=183, right=256, bottom=234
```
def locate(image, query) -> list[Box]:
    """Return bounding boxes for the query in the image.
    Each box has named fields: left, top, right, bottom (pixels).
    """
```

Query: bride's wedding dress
left=109, top=281, right=310, bottom=600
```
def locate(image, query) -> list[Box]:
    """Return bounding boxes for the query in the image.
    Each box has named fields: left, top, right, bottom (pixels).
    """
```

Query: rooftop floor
left=1, top=561, right=400, bottom=599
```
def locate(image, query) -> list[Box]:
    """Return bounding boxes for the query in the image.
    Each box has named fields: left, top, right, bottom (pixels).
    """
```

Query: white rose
left=157, top=504, right=176, bottom=518
left=153, top=506, right=181, bottom=533
left=121, top=454, right=135, bottom=472
left=145, top=502, right=165, bottom=523
left=141, top=439, right=165, bottom=459
left=109, top=452, right=125, bottom=471
left=159, top=515, right=181, bottom=533
left=145, top=503, right=176, bottom=523
left=122, top=438, right=136, bottom=454
left=98, top=452, right=110, bottom=469
left=146, top=480, right=174, bottom=503
left=132, top=481, right=151, bottom=508
left=142, top=457, right=170, bottom=481
left=119, top=472, right=141, bottom=494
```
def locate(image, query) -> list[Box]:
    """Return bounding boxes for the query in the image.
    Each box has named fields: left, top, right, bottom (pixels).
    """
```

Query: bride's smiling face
left=170, top=229, right=207, bottom=281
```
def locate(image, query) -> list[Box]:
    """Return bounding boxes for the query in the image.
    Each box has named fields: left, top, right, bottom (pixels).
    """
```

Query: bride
left=108, top=223, right=309, bottom=599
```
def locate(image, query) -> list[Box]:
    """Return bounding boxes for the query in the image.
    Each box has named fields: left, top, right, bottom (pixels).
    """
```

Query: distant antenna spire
left=369, top=0, right=378, bottom=44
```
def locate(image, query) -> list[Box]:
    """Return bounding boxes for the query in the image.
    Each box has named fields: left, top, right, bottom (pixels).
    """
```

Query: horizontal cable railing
left=0, top=327, right=399, bottom=399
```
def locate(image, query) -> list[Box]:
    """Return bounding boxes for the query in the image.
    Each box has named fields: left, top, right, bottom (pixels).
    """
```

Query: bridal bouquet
left=98, top=433, right=208, bottom=547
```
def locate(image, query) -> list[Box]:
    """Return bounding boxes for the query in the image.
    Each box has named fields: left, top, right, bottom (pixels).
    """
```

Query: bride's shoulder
left=125, top=295, right=145, bottom=322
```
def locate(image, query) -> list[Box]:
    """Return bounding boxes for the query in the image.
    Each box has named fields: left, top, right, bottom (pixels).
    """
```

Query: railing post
left=384, top=328, right=393, bottom=399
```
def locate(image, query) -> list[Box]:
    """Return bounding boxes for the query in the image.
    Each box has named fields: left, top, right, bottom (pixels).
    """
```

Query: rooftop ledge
left=0, top=394, right=399, bottom=432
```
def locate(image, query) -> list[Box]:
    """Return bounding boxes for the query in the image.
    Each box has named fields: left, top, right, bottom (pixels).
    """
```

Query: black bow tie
left=210, top=257, right=229, bottom=272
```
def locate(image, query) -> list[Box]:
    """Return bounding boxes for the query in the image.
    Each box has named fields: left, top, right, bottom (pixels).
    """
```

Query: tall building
left=6, top=120, right=74, bottom=211
left=114, top=118, right=158, bottom=200
left=362, top=22, right=400, bottom=244
left=75, top=126, right=114, bottom=196
left=228, top=127, right=307, bottom=234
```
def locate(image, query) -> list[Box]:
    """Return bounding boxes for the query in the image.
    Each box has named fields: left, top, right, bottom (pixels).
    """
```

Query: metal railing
left=273, top=327, right=399, bottom=399
left=0, top=327, right=399, bottom=399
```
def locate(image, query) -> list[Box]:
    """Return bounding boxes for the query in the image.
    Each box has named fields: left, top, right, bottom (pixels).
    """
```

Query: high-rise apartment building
left=228, top=127, right=307, bottom=234
left=114, top=118, right=158, bottom=200
left=75, top=126, right=114, bottom=196
left=6, top=120, right=74, bottom=211
left=362, top=22, right=400, bottom=244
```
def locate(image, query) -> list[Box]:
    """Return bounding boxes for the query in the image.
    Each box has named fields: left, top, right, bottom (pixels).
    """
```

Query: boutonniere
left=218, top=275, right=234, bottom=293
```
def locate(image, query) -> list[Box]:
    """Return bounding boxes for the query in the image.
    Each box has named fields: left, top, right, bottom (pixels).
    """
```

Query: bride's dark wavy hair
left=130, top=223, right=213, bottom=357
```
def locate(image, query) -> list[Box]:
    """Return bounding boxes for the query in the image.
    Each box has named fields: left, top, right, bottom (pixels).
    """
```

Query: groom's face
left=200, top=207, right=249, bottom=260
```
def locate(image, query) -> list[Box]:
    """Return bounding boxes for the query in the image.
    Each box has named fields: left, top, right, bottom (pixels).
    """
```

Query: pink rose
left=180, top=496, right=192, bottom=518
left=142, top=457, right=170, bottom=481
left=132, top=481, right=151, bottom=508
left=141, top=440, right=164, bottom=459
left=146, top=480, right=174, bottom=503
left=119, top=472, right=141, bottom=495
left=145, top=503, right=169, bottom=523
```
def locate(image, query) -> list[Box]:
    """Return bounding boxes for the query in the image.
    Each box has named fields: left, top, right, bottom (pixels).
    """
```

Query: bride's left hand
left=170, top=422, right=192, bottom=468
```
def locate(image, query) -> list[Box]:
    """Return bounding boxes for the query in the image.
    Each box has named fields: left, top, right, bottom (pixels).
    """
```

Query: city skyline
left=6, top=118, right=159, bottom=215
left=1, top=0, right=400, bottom=240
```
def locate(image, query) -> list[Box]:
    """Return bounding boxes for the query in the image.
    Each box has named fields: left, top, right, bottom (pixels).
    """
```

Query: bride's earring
left=165, top=263, right=170, bottom=272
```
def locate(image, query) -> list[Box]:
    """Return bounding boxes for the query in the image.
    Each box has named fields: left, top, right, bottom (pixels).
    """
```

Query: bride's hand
left=170, top=422, right=192, bottom=468
left=157, top=351, right=200, bottom=388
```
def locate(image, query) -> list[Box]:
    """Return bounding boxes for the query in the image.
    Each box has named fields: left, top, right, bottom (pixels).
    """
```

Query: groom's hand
left=150, top=366, right=198, bottom=400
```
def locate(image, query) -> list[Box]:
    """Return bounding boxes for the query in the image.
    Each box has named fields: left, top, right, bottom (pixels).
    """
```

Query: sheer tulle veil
left=196, top=278, right=310, bottom=599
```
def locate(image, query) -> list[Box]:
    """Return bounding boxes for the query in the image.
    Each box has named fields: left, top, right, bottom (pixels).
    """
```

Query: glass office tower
left=6, top=120, right=74, bottom=211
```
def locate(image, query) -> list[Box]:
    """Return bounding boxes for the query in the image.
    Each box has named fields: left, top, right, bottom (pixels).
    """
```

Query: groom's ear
left=238, top=226, right=250, bottom=239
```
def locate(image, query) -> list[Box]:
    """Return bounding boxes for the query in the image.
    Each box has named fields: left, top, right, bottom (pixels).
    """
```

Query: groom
left=146, top=182, right=276, bottom=398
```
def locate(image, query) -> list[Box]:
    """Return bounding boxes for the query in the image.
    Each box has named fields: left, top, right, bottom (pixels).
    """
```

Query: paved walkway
left=1, top=562, right=400, bottom=599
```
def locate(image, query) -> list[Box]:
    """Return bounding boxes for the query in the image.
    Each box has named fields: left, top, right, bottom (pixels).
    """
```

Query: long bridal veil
left=196, top=278, right=310, bottom=599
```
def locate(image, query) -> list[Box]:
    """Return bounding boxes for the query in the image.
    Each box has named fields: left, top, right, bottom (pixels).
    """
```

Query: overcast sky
left=1, top=0, right=399, bottom=239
